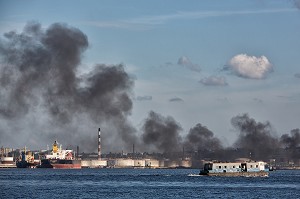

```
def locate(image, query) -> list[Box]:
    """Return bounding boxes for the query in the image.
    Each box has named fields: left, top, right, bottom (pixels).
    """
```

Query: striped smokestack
left=98, top=128, right=101, bottom=160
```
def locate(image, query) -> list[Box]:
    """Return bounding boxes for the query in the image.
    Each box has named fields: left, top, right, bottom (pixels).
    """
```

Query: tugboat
left=199, top=161, right=269, bottom=177
left=37, top=141, right=81, bottom=169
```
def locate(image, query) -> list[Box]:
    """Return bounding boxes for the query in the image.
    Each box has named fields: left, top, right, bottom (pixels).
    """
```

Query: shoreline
left=1, top=165, right=300, bottom=170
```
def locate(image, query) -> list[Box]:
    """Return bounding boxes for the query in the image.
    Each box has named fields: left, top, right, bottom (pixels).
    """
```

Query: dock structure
left=0, top=164, right=16, bottom=168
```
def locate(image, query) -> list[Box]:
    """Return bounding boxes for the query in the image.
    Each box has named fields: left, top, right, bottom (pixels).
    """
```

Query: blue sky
left=1, top=0, right=300, bottom=149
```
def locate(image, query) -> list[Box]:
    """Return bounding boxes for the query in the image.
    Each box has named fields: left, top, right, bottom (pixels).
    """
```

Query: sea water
left=0, top=169, right=299, bottom=198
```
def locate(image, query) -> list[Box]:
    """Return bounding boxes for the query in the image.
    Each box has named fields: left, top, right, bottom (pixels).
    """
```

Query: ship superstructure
left=16, top=147, right=39, bottom=168
left=44, top=141, right=74, bottom=160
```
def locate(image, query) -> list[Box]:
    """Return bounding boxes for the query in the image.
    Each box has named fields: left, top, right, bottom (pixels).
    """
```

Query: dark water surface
left=0, top=168, right=299, bottom=198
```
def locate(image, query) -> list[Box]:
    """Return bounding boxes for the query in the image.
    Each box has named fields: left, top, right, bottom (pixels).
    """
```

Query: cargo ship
left=16, top=151, right=35, bottom=168
left=199, top=161, right=268, bottom=177
left=16, top=147, right=39, bottom=168
left=37, top=141, right=81, bottom=169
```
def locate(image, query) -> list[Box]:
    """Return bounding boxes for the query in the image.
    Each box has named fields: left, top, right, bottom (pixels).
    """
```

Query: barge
left=199, top=161, right=268, bottom=177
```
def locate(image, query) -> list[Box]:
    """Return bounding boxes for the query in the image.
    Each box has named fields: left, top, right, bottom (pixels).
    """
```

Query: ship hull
left=38, top=159, right=81, bottom=169
left=16, top=161, right=36, bottom=168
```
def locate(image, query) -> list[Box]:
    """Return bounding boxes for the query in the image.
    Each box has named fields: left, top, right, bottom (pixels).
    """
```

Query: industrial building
left=1, top=128, right=299, bottom=169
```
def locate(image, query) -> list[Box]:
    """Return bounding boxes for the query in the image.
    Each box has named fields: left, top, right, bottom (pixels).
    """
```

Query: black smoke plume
left=184, top=123, right=222, bottom=152
left=141, top=111, right=182, bottom=153
left=280, top=128, right=300, bottom=161
left=140, top=112, right=223, bottom=158
left=0, top=22, right=137, bottom=152
left=231, top=114, right=279, bottom=160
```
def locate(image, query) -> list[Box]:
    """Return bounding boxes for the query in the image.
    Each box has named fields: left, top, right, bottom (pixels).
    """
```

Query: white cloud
left=81, top=20, right=149, bottom=31
left=124, top=9, right=295, bottom=26
left=225, top=54, right=273, bottom=79
left=82, top=8, right=295, bottom=30
left=199, top=76, right=228, bottom=86
left=177, top=56, right=201, bottom=72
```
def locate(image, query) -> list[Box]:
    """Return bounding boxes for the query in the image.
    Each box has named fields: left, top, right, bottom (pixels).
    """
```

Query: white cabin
left=203, top=161, right=266, bottom=173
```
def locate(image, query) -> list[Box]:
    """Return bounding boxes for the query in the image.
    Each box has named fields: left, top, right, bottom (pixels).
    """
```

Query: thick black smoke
left=0, top=22, right=137, bottom=151
left=140, top=113, right=223, bottom=156
left=184, top=123, right=222, bottom=152
left=280, top=128, right=300, bottom=161
left=0, top=22, right=88, bottom=121
left=141, top=111, right=182, bottom=153
left=280, top=128, right=300, bottom=148
left=231, top=114, right=279, bottom=160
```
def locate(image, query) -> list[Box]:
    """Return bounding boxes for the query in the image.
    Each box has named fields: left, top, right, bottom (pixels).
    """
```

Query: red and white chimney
left=98, top=128, right=101, bottom=160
